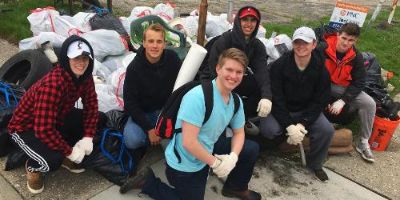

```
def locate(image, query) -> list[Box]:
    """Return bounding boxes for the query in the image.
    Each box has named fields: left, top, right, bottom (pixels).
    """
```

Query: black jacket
left=206, top=6, right=272, bottom=99
left=270, top=51, right=331, bottom=128
left=123, top=47, right=182, bottom=131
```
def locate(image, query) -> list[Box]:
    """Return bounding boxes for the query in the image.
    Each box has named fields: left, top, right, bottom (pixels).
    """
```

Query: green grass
left=0, top=0, right=89, bottom=44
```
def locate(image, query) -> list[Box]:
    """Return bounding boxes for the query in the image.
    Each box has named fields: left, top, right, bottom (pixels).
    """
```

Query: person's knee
left=260, top=125, right=281, bottom=139
left=124, top=133, right=147, bottom=149
left=240, top=140, right=260, bottom=161
left=358, top=93, right=377, bottom=111
left=123, top=118, right=147, bottom=149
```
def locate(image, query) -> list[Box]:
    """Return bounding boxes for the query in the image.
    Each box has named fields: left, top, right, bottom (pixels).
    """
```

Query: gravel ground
left=1, top=0, right=400, bottom=199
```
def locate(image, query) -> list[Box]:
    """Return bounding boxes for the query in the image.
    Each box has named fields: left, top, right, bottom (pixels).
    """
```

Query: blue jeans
left=142, top=135, right=260, bottom=200
left=123, top=111, right=160, bottom=150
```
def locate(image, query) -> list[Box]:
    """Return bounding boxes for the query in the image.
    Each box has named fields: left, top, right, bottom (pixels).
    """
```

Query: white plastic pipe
left=173, top=43, right=207, bottom=91
left=368, top=0, right=385, bottom=26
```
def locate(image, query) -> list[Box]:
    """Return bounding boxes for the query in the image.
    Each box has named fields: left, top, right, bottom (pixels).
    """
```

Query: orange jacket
left=321, top=34, right=366, bottom=102
left=324, top=35, right=357, bottom=86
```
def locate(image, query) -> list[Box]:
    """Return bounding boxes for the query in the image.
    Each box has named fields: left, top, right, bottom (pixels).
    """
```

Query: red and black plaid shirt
left=8, top=65, right=98, bottom=156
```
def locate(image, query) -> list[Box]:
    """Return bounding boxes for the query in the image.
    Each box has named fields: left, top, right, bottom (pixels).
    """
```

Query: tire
left=0, top=49, right=53, bottom=90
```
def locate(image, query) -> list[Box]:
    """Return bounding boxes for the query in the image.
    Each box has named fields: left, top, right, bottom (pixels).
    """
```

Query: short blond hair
left=143, top=23, right=166, bottom=41
left=217, top=48, right=248, bottom=71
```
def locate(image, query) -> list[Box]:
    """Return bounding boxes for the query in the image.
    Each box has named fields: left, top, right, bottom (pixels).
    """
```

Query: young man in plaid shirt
left=8, top=35, right=99, bottom=194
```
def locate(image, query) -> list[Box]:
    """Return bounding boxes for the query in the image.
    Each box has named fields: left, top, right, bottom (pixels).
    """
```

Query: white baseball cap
left=292, top=27, right=316, bottom=43
left=67, top=40, right=93, bottom=59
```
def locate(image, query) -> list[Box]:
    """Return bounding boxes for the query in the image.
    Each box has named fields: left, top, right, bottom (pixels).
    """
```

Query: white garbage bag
left=102, top=52, right=134, bottom=73
left=73, top=12, right=96, bottom=33
left=262, top=34, right=292, bottom=65
left=119, top=16, right=132, bottom=35
left=257, top=25, right=267, bottom=39
left=122, top=52, right=136, bottom=69
left=206, top=14, right=231, bottom=38
left=154, top=3, right=175, bottom=21
left=183, top=16, right=199, bottom=39
left=19, top=32, right=66, bottom=50
left=82, top=29, right=127, bottom=62
left=27, top=7, right=60, bottom=36
left=129, top=6, right=154, bottom=20
left=107, top=67, right=127, bottom=98
left=53, top=15, right=81, bottom=37
left=95, top=83, right=124, bottom=112
left=93, top=59, right=112, bottom=79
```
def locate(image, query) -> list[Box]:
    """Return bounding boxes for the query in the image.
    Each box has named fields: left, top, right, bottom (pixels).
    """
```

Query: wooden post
left=197, top=0, right=208, bottom=46
left=388, top=0, right=399, bottom=24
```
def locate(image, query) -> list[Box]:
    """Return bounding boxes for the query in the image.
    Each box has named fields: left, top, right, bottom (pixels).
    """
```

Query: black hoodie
left=123, top=47, right=182, bottom=131
left=207, top=6, right=272, bottom=99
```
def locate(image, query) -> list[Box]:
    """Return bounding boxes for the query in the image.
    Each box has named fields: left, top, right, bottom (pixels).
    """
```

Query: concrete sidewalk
left=0, top=150, right=388, bottom=200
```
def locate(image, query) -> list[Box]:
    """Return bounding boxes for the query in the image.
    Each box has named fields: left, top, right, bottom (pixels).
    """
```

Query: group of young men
left=7, top=4, right=377, bottom=200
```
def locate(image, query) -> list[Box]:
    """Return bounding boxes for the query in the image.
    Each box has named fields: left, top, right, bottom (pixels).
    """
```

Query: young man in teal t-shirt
left=120, top=48, right=261, bottom=200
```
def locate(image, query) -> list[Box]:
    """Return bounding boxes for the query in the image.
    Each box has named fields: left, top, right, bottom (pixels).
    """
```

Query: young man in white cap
left=8, top=35, right=99, bottom=194
left=259, top=27, right=334, bottom=182
left=319, top=23, right=376, bottom=163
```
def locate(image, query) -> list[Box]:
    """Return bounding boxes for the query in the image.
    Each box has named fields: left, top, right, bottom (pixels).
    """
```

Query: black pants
left=141, top=136, right=260, bottom=200
left=10, top=109, right=101, bottom=172
left=233, top=74, right=261, bottom=118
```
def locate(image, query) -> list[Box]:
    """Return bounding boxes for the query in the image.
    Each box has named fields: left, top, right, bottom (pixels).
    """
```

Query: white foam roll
left=173, top=43, right=207, bottom=91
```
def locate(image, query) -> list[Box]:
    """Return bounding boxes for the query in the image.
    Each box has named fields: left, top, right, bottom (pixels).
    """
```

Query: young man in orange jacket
left=319, top=23, right=376, bottom=163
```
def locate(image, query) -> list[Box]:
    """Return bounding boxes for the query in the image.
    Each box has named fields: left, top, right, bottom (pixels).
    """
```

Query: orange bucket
left=369, top=116, right=400, bottom=151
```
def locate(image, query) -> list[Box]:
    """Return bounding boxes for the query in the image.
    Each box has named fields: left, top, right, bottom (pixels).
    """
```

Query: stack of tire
left=0, top=49, right=53, bottom=90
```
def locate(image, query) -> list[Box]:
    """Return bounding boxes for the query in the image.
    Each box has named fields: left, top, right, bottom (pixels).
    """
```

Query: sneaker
left=61, top=159, right=85, bottom=173
left=356, top=143, right=375, bottom=163
left=119, top=167, right=155, bottom=194
left=222, top=187, right=261, bottom=200
left=313, top=169, right=329, bottom=182
left=26, top=161, right=44, bottom=194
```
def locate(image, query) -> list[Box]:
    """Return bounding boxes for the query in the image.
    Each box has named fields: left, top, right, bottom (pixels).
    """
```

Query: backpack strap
left=174, top=81, right=213, bottom=163
left=201, top=81, right=214, bottom=124
left=232, top=92, right=240, bottom=115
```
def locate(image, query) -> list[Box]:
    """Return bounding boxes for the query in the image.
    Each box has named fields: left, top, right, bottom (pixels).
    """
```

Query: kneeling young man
left=120, top=48, right=261, bottom=200
left=8, top=35, right=99, bottom=194
left=260, top=27, right=334, bottom=182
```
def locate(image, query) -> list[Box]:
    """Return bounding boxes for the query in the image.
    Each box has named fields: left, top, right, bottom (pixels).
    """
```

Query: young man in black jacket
left=202, top=6, right=272, bottom=120
left=123, top=24, right=181, bottom=152
left=260, top=27, right=334, bottom=182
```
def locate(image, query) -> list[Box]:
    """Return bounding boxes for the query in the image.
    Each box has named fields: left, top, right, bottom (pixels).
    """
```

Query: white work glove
left=66, top=146, right=85, bottom=164
left=286, top=124, right=306, bottom=145
left=211, top=152, right=238, bottom=178
left=329, top=99, right=345, bottom=115
left=75, top=137, right=94, bottom=155
left=257, top=99, right=272, bottom=117
left=296, top=123, right=308, bottom=135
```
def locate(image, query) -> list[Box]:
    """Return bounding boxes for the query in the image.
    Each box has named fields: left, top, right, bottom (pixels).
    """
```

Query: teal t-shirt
left=165, top=80, right=245, bottom=172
